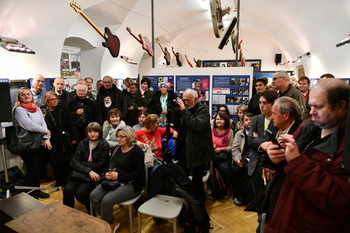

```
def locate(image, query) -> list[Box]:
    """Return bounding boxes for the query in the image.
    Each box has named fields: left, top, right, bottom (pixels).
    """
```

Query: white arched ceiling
left=1, top=0, right=350, bottom=80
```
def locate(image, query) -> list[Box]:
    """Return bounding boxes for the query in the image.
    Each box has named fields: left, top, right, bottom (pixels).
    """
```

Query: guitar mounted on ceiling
left=155, top=38, right=171, bottom=66
left=70, top=2, right=120, bottom=58
left=218, top=17, right=238, bottom=50
left=185, top=55, right=194, bottom=68
left=126, top=27, right=153, bottom=56
left=210, top=0, right=231, bottom=38
left=172, top=47, right=183, bottom=67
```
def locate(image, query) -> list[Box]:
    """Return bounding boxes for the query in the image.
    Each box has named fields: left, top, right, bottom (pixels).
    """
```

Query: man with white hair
left=52, top=77, right=71, bottom=106
left=31, top=74, right=46, bottom=107
left=272, top=70, right=305, bottom=110
left=173, top=88, right=215, bottom=198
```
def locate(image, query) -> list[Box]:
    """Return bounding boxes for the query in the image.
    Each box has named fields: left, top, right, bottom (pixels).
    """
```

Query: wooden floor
left=38, top=179, right=258, bottom=233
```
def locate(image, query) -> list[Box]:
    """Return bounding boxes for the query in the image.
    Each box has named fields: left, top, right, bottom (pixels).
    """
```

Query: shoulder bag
left=6, top=107, right=42, bottom=154
left=142, top=143, right=156, bottom=168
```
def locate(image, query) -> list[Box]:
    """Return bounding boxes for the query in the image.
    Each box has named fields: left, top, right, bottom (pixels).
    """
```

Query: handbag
left=6, top=107, right=42, bottom=154
left=142, top=143, right=156, bottom=168
left=101, top=180, right=120, bottom=191
left=215, top=151, right=228, bottom=162
left=70, top=170, right=91, bottom=182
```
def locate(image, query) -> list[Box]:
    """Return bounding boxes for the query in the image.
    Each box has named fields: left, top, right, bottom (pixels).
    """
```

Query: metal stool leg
left=138, top=212, right=142, bottom=233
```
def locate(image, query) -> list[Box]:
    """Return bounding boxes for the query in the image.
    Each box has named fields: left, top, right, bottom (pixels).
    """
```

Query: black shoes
left=29, top=190, right=50, bottom=199
left=40, top=175, right=53, bottom=182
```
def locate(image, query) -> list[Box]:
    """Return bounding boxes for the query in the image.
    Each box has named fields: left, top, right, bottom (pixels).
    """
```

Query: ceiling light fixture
left=336, top=35, right=350, bottom=47
left=0, top=36, right=35, bottom=54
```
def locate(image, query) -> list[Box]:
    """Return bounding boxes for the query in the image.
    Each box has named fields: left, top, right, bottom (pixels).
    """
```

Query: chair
left=137, top=194, right=184, bottom=233
left=90, top=163, right=148, bottom=233
left=118, top=162, right=148, bottom=232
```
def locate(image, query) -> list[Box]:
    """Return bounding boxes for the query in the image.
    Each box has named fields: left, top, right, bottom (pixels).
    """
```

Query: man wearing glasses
left=272, top=70, right=305, bottom=110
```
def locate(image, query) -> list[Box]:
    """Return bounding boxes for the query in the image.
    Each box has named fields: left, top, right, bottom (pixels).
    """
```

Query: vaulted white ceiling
left=1, top=0, right=350, bottom=79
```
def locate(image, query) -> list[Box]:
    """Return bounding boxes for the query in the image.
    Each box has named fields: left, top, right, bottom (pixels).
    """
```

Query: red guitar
left=70, top=2, right=120, bottom=58
left=126, top=27, right=153, bottom=56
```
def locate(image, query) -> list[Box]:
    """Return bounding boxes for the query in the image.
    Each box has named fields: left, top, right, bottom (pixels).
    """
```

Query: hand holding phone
left=265, top=129, right=282, bottom=149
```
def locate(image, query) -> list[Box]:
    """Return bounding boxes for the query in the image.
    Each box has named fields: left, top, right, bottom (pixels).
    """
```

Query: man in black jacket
left=96, top=76, right=127, bottom=121
left=173, top=88, right=215, bottom=198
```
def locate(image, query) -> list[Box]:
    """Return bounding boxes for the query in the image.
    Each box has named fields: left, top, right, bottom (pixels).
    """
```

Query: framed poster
left=212, top=75, right=250, bottom=119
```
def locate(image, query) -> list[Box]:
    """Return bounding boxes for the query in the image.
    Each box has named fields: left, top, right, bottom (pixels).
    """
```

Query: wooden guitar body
left=102, top=27, right=120, bottom=58
left=172, top=47, right=183, bottom=67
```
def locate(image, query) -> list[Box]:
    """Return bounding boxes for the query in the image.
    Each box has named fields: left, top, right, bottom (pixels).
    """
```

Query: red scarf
left=213, top=128, right=230, bottom=145
left=15, top=102, right=38, bottom=113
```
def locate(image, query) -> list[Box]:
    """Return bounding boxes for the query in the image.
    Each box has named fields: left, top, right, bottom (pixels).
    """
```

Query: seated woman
left=135, top=114, right=177, bottom=172
left=212, top=112, right=234, bottom=198
left=233, top=104, right=248, bottom=133
left=102, top=108, right=126, bottom=149
left=132, top=110, right=148, bottom=132
left=211, top=104, right=234, bottom=130
left=63, top=122, right=109, bottom=213
left=90, top=125, right=145, bottom=228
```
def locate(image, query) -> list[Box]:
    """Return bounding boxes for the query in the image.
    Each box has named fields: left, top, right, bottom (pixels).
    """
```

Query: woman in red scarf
left=212, top=112, right=234, bottom=198
left=14, top=87, right=52, bottom=199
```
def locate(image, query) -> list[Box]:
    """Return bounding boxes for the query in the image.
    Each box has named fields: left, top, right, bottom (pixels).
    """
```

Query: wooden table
left=5, top=202, right=111, bottom=233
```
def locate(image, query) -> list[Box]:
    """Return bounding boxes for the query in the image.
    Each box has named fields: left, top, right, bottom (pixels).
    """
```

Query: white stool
left=137, top=194, right=184, bottom=233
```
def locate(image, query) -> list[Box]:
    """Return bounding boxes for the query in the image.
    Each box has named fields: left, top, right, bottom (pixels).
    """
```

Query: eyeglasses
left=116, top=135, right=127, bottom=139
left=183, top=99, right=190, bottom=102
left=49, top=98, right=59, bottom=101
left=272, top=77, right=282, bottom=81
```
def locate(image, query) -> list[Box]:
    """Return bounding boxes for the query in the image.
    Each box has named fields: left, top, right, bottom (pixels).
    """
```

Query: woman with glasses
left=90, top=126, right=145, bottom=230
left=43, top=91, right=78, bottom=187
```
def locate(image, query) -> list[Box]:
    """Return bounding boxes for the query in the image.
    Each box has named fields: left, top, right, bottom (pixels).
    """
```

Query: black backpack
left=179, top=206, right=210, bottom=233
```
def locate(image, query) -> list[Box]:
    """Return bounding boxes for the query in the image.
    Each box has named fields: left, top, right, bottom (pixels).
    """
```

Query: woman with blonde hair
left=13, top=87, right=52, bottom=198
left=90, top=126, right=144, bottom=230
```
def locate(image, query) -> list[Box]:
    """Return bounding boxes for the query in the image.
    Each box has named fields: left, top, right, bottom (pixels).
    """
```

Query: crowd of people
left=10, top=71, right=350, bottom=232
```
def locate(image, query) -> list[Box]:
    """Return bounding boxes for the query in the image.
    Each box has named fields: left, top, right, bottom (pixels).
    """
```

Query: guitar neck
left=155, top=39, right=166, bottom=54
left=78, top=11, right=105, bottom=38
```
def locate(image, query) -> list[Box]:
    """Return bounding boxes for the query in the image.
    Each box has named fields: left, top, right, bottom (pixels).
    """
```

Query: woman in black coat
left=43, top=91, right=78, bottom=187
left=63, top=122, right=109, bottom=213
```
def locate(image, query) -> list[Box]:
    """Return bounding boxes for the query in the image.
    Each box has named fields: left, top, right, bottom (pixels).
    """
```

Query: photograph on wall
left=175, top=75, right=210, bottom=106
left=60, top=45, right=81, bottom=79
left=212, top=75, right=251, bottom=119
left=143, top=75, right=174, bottom=92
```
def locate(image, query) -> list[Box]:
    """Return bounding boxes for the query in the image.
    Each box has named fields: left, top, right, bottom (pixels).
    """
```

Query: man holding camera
left=173, top=88, right=215, bottom=198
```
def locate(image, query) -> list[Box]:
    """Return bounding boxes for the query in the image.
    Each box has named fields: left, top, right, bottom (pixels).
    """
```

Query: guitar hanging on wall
left=185, top=55, right=194, bottom=68
left=126, top=27, right=153, bottom=56
left=70, top=2, right=120, bottom=58
left=155, top=38, right=171, bottom=66
left=172, top=47, right=183, bottom=67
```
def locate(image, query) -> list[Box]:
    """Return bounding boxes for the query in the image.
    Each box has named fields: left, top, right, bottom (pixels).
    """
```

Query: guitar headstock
left=126, top=27, right=131, bottom=33
left=70, top=2, right=82, bottom=14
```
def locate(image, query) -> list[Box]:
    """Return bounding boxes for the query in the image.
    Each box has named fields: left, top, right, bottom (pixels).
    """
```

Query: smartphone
left=265, top=129, right=282, bottom=148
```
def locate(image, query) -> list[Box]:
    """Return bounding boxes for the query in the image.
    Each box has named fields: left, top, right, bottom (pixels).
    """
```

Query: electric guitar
left=155, top=38, right=171, bottom=66
left=185, top=55, right=194, bottom=68
left=126, top=27, right=153, bottom=56
left=70, top=2, right=120, bottom=58
left=172, top=47, right=183, bottom=67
